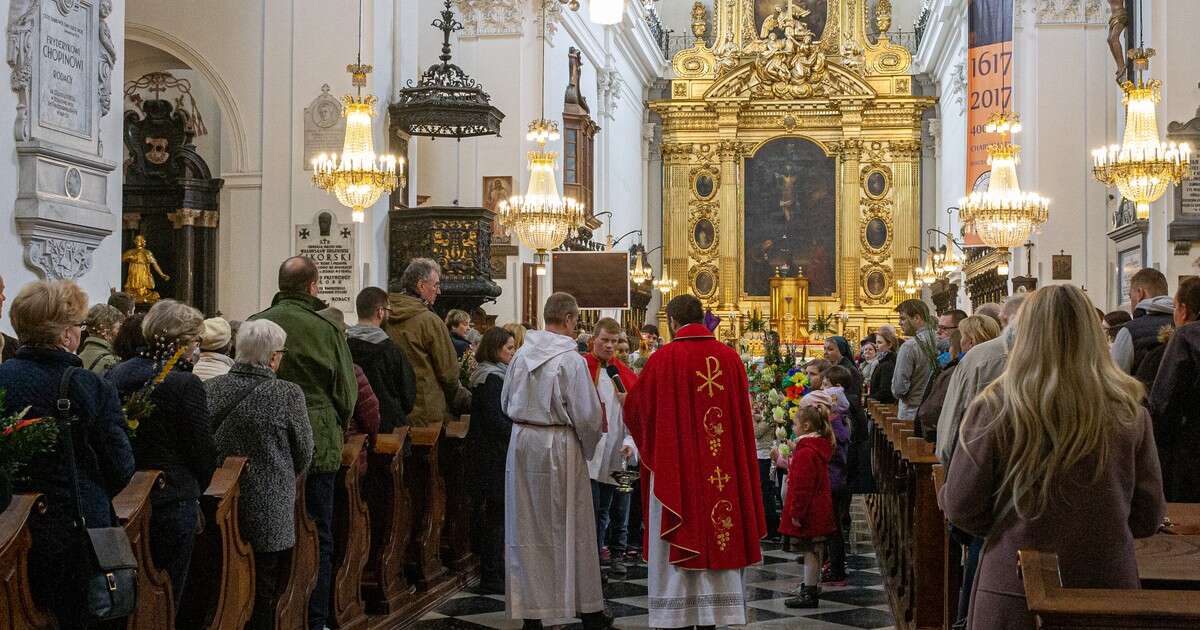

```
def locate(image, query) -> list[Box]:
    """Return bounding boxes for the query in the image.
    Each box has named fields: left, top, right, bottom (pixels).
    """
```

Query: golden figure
left=122, top=235, right=169, bottom=304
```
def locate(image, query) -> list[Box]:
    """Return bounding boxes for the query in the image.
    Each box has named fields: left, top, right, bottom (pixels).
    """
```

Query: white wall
left=125, top=0, right=396, bottom=322
left=0, top=0, right=127, bottom=334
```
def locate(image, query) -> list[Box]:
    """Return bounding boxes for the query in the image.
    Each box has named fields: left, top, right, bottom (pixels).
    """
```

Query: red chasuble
left=624, top=323, right=766, bottom=570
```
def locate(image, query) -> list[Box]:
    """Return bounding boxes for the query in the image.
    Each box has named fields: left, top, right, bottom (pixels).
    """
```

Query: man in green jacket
left=249, top=255, right=357, bottom=630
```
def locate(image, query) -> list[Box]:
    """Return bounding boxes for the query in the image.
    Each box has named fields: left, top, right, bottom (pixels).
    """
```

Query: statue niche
left=122, top=72, right=224, bottom=314
left=744, top=138, right=836, bottom=297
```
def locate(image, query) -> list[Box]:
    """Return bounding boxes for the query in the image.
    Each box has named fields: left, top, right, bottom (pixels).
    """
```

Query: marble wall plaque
left=38, top=0, right=92, bottom=138
left=1181, top=175, right=1200, bottom=215
left=303, top=84, right=346, bottom=170
left=295, top=211, right=357, bottom=312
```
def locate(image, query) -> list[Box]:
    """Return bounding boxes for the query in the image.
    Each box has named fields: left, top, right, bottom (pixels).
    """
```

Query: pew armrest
left=112, top=471, right=164, bottom=524
left=204, top=456, right=249, bottom=499
left=342, top=433, right=368, bottom=465
left=1019, top=549, right=1200, bottom=621
left=0, top=494, right=45, bottom=542
left=375, top=427, right=410, bottom=455
left=410, top=423, right=443, bottom=448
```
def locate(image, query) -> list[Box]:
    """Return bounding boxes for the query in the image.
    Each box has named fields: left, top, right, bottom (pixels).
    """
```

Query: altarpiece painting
left=651, top=0, right=931, bottom=344
left=743, top=138, right=836, bottom=296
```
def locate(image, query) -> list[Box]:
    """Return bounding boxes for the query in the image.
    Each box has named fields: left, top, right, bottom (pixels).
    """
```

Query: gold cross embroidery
left=707, top=466, right=731, bottom=492
left=695, top=356, right=725, bottom=397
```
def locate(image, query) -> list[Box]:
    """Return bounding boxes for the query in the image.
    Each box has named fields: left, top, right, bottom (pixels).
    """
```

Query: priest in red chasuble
left=624, top=294, right=766, bottom=628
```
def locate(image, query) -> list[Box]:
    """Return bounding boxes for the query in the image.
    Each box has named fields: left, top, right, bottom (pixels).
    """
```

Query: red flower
left=3, top=417, right=45, bottom=436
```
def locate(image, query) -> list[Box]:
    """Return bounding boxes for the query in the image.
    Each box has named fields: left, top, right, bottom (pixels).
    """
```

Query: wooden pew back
left=0, top=494, right=55, bottom=629
left=1019, top=549, right=1200, bottom=629
left=114, top=471, right=174, bottom=630
left=177, top=456, right=254, bottom=630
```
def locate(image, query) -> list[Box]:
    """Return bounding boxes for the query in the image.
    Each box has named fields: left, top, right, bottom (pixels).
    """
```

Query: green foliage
left=0, top=389, right=60, bottom=486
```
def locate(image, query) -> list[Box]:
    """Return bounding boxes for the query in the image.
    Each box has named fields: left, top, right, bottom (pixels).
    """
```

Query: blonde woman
left=503, top=322, right=527, bottom=349
left=940, top=285, right=1165, bottom=630
left=917, top=316, right=1001, bottom=439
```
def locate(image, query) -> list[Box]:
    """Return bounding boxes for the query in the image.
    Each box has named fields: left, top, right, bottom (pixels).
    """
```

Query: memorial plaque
left=1182, top=175, right=1200, bottom=215
left=37, top=0, right=92, bottom=138
left=303, top=84, right=346, bottom=170
left=295, top=211, right=357, bottom=312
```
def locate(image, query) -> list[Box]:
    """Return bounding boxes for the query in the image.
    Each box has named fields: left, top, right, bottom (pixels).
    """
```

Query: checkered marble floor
left=410, top=543, right=893, bottom=630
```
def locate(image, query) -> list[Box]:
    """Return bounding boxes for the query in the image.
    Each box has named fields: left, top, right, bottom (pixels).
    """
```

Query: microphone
left=605, top=364, right=626, bottom=393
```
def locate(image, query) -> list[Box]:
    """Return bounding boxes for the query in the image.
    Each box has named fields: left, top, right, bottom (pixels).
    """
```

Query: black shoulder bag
left=57, top=367, right=139, bottom=621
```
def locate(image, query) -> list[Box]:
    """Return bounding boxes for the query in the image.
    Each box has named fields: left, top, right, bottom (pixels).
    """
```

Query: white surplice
left=501, top=330, right=605, bottom=620
left=646, top=475, right=747, bottom=628
left=587, top=367, right=637, bottom=484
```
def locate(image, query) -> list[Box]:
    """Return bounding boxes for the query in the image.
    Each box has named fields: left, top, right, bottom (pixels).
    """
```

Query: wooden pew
left=1019, top=549, right=1200, bottom=629
left=865, top=404, right=947, bottom=630
left=0, top=494, right=55, bottom=629
left=113, top=471, right=174, bottom=630
left=933, top=464, right=963, bottom=630
left=330, top=434, right=370, bottom=630
left=363, top=428, right=414, bottom=615
left=274, top=475, right=317, bottom=630
left=439, top=417, right=475, bottom=572
left=405, top=423, right=448, bottom=589
left=177, top=456, right=255, bottom=630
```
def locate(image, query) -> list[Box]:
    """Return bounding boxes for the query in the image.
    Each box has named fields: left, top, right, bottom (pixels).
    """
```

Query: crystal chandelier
left=959, top=111, right=1049, bottom=265
left=896, top=268, right=919, bottom=297
left=653, top=276, right=677, bottom=294
left=311, top=1, right=401, bottom=223
left=497, top=2, right=586, bottom=268
left=1092, top=49, right=1190, bottom=221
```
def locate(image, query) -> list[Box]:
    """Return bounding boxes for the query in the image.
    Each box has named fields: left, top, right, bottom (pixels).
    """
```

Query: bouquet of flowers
left=1, top=390, right=59, bottom=505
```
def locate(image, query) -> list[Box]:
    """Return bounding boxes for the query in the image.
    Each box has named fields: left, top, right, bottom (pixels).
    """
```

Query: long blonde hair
left=972, top=284, right=1143, bottom=521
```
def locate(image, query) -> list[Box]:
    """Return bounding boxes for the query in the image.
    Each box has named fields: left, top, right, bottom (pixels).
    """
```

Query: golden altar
left=650, top=0, right=934, bottom=344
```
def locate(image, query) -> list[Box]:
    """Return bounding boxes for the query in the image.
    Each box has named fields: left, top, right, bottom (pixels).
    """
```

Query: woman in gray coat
left=939, top=285, right=1165, bottom=630
left=206, top=319, right=314, bottom=630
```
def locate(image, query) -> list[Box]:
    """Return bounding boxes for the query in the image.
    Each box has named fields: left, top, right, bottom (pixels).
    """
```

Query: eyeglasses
left=937, top=324, right=958, bottom=331
left=273, top=348, right=288, bottom=355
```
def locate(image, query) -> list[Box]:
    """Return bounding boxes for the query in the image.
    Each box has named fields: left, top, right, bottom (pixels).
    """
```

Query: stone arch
left=124, top=22, right=249, bottom=173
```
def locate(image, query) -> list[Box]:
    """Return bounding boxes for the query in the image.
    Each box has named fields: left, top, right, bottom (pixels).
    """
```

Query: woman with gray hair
left=107, top=299, right=217, bottom=611
left=78, top=303, right=124, bottom=375
left=206, top=319, right=314, bottom=629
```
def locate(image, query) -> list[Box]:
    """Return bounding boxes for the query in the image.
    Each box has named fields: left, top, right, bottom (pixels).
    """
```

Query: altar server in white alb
left=585, top=317, right=640, bottom=578
left=501, top=292, right=611, bottom=630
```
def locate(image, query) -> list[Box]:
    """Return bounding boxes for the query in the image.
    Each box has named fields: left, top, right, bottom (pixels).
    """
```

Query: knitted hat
left=200, top=317, right=232, bottom=351
left=799, top=388, right=835, bottom=411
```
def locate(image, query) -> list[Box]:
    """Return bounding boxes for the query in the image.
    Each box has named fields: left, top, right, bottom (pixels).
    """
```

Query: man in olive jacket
left=386, top=258, right=470, bottom=427
left=249, top=255, right=357, bottom=630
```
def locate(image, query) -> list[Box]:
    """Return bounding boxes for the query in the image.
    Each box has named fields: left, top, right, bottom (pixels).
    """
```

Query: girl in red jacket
left=779, top=404, right=837, bottom=609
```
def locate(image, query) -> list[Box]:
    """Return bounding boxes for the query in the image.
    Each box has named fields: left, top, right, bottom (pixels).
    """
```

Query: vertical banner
left=965, top=0, right=1014, bottom=244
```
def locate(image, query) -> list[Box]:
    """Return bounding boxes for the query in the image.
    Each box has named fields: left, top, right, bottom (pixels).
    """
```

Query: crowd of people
left=1, top=257, right=1197, bottom=630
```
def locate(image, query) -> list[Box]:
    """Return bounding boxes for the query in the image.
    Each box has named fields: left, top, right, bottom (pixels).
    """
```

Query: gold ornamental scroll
left=651, top=0, right=934, bottom=345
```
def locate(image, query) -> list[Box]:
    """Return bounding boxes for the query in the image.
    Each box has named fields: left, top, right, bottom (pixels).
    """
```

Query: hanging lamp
left=311, top=0, right=401, bottom=223
left=498, top=0, right=587, bottom=272
left=959, top=111, right=1050, bottom=268
left=1092, top=47, right=1190, bottom=221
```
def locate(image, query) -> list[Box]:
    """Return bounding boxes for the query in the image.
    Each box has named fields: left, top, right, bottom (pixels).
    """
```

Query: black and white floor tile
left=410, top=544, right=893, bottom=630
